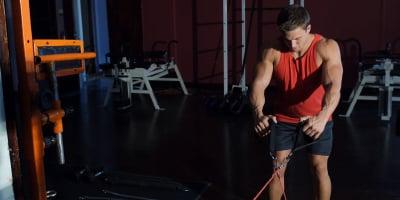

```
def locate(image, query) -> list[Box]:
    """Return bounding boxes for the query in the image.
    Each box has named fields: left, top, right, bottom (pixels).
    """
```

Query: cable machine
left=193, top=0, right=305, bottom=97
left=6, top=0, right=96, bottom=199
left=222, top=0, right=304, bottom=95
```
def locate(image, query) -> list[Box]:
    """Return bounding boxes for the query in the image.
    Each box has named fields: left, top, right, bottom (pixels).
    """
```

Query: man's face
left=283, top=25, right=311, bottom=52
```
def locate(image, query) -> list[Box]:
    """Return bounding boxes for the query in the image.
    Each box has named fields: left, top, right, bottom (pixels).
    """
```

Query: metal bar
left=37, top=52, right=96, bottom=63
left=11, top=0, right=47, bottom=199
left=143, top=78, right=161, bottom=110
left=55, top=134, right=65, bottom=164
left=72, top=0, right=87, bottom=86
left=223, top=0, right=228, bottom=95
left=171, top=63, right=189, bottom=95
left=50, top=63, right=60, bottom=101
left=232, top=0, right=238, bottom=84
left=33, top=39, right=83, bottom=46
left=208, top=0, right=231, bottom=86
left=73, top=0, right=84, bottom=40
left=49, top=62, right=65, bottom=165
left=240, top=0, right=246, bottom=90
left=192, top=0, right=199, bottom=86
left=237, top=0, right=256, bottom=92
left=355, top=96, right=379, bottom=100
left=392, top=97, right=400, bottom=101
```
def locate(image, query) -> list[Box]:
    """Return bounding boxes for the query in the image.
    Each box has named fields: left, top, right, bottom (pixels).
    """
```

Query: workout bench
left=102, top=41, right=188, bottom=110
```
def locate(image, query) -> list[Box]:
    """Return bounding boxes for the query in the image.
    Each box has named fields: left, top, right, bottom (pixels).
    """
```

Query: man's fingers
left=308, top=129, right=316, bottom=137
left=256, top=125, right=263, bottom=133
left=304, top=128, right=312, bottom=136
left=260, top=118, right=270, bottom=130
left=254, top=115, right=277, bottom=137
left=255, top=124, right=266, bottom=134
left=304, top=126, right=316, bottom=136
left=271, top=116, right=278, bottom=123
left=300, top=116, right=311, bottom=122
left=307, top=129, right=322, bottom=140
left=302, top=120, right=312, bottom=132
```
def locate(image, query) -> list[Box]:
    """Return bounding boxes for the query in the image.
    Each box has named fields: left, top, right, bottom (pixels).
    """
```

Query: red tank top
left=273, top=34, right=328, bottom=124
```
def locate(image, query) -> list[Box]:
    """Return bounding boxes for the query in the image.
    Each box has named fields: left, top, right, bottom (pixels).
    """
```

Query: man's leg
left=268, top=149, right=291, bottom=200
left=309, top=155, right=331, bottom=200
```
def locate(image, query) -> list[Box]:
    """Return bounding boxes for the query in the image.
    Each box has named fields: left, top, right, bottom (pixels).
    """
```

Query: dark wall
left=29, top=0, right=57, bottom=38
left=107, top=0, right=143, bottom=58
left=142, top=0, right=193, bottom=82
left=141, top=0, right=400, bottom=89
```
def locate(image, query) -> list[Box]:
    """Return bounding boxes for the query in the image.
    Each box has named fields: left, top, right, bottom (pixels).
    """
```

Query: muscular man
left=250, top=5, right=343, bottom=200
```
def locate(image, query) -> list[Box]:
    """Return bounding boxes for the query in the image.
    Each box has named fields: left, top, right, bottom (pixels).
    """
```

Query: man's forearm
left=319, top=84, right=341, bottom=120
left=250, top=84, right=266, bottom=119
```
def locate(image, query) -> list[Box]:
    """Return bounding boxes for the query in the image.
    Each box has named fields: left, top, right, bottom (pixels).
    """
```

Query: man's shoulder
left=316, top=37, right=339, bottom=51
left=315, top=37, right=340, bottom=58
left=261, top=47, right=281, bottom=62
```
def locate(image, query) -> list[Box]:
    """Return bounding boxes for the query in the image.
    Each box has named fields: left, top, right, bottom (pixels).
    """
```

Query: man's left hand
left=300, top=115, right=328, bottom=140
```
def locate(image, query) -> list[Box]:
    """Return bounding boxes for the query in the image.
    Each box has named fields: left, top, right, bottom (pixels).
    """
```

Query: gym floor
left=44, top=79, right=400, bottom=200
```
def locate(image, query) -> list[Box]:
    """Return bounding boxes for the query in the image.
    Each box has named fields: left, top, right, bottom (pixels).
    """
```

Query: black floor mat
left=46, top=166, right=210, bottom=200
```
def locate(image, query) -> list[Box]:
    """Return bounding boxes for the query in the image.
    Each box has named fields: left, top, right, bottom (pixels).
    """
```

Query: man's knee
left=312, top=162, right=329, bottom=178
left=310, top=156, right=329, bottom=178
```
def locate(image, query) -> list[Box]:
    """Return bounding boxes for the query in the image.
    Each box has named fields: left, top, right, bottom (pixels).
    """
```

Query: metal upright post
left=73, top=0, right=87, bottom=86
left=300, top=0, right=304, bottom=7
left=289, top=0, right=294, bottom=5
left=192, top=0, right=199, bottom=87
left=223, top=0, right=228, bottom=95
left=11, top=0, right=47, bottom=198
left=239, top=0, right=246, bottom=92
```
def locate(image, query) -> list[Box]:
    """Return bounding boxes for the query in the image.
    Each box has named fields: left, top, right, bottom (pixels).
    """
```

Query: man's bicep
left=322, top=41, right=343, bottom=87
left=254, top=60, right=273, bottom=88
left=255, top=49, right=275, bottom=86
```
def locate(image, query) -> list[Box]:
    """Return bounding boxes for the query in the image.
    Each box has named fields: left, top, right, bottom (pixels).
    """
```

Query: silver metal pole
left=51, top=63, right=60, bottom=101
left=223, top=0, right=228, bottom=95
left=300, top=0, right=305, bottom=7
left=50, top=62, right=65, bottom=165
left=73, top=0, right=87, bottom=86
left=289, top=0, right=295, bottom=5
left=56, top=134, right=65, bottom=164
left=240, top=0, right=246, bottom=92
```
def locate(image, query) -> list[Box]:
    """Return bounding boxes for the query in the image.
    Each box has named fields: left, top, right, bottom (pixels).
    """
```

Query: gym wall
left=141, top=0, right=400, bottom=90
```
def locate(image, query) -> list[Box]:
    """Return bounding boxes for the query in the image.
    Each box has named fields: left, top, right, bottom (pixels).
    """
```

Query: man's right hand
left=254, top=115, right=277, bottom=137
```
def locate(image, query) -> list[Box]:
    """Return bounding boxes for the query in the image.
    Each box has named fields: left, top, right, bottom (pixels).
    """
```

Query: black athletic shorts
left=269, top=121, right=333, bottom=156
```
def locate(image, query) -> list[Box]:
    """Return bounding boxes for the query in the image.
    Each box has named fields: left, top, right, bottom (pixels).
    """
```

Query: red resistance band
left=252, top=121, right=327, bottom=200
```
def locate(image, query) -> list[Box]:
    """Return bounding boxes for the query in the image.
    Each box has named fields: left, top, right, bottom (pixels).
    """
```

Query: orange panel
left=33, top=39, right=96, bottom=78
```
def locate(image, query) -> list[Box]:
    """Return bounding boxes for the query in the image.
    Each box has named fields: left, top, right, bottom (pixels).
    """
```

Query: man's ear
left=306, top=24, right=311, bottom=33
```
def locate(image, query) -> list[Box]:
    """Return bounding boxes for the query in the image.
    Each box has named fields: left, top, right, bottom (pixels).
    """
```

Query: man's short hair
left=277, top=5, right=310, bottom=32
